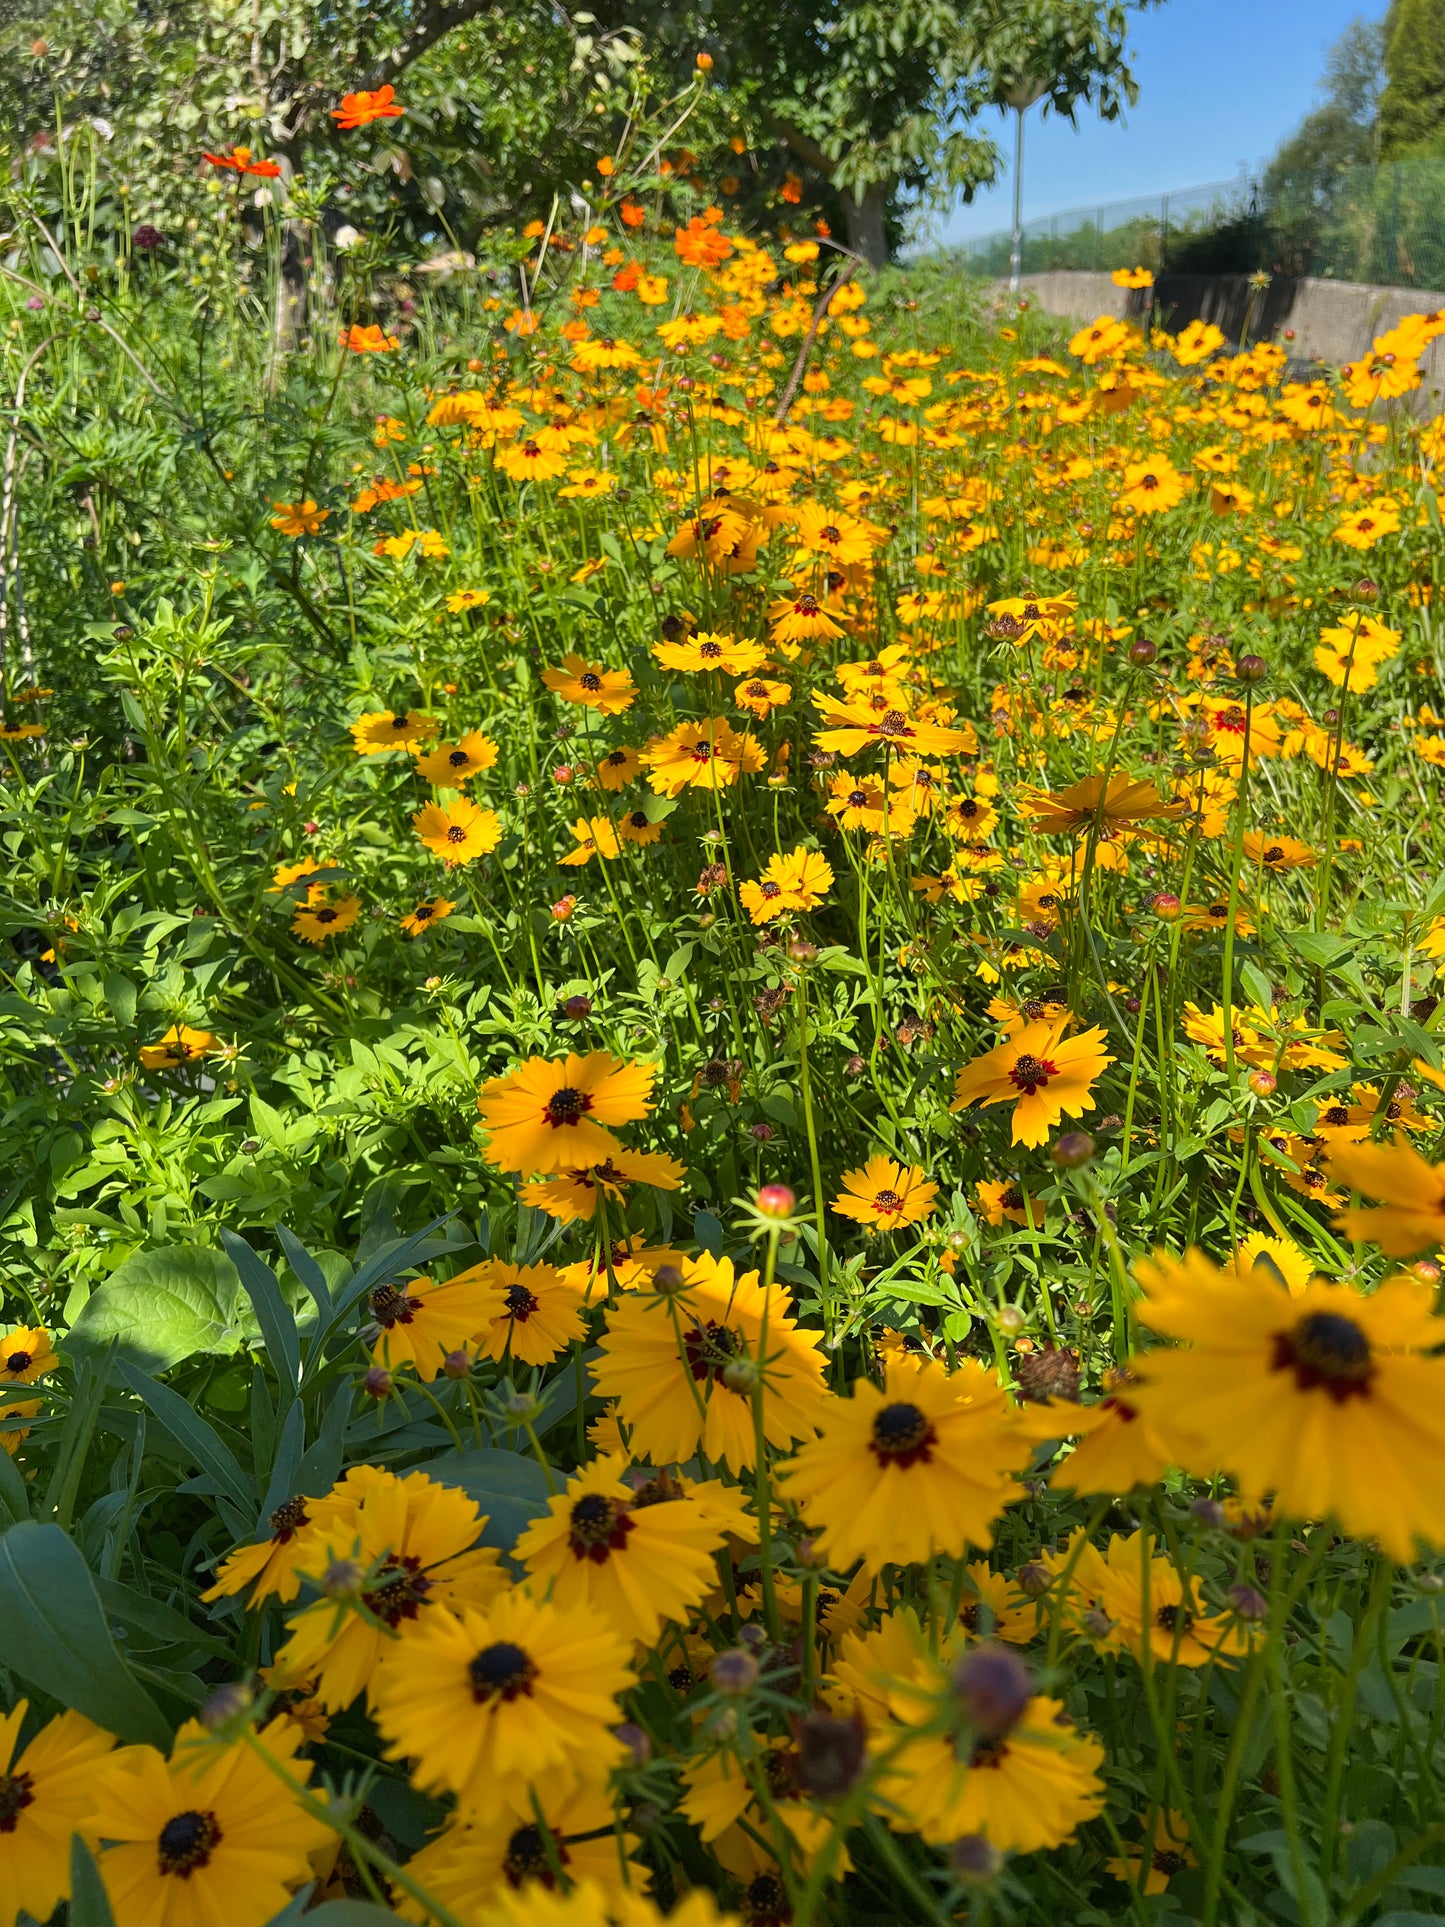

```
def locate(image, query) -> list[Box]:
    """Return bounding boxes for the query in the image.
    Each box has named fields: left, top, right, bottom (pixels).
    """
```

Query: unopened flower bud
left=792, top=1711, right=866, bottom=1797
left=1051, top=1131, right=1095, bottom=1168
left=200, top=1682, right=253, bottom=1730
left=1410, top=1259, right=1441, bottom=1285
left=951, top=1644, right=1031, bottom=1738
left=1127, top=637, right=1157, bottom=667
left=1236, top=653, right=1267, bottom=684
left=995, top=1305, right=1026, bottom=1336
left=1151, top=892, right=1182, bottom=920
left=441, top=1349, right=472, bottom=1379
left=795, top=1535, right=830, bottom=1570
left=737, top=1621, right=769, bottom=1650
left=787, top=939, right=817, bottom=963
left=651, top=1263, right=686, bottom=1295
left=561, top=994, right=592, bottom=1020
left=505, top=1390, right=540, bottom=1422
left=950, top=1834, right=1004, bottom=1884
left=1227, top=1582, right=1269, bottom=1621
left=749, top=1122, right=775, bottom=1141
left=1015, top=1561, right=1052, bottom=1598
left=614, top=1721, right=652, bottom=1765
left=552, top=763, right=575, bottom=785
left=710, top=1648, right=759, bottom=1695
left=720, top=1355, right=761, bottom=1395
left=1189, top=1496, right=1227, bottom=1528
left=361, top=1366, right=392, bottom=1399
left=1247, top=1069, right=1277, bottom=1097
left=1081, top=1607, right=1115, bottom=1639
left=757, top=1183, right=795, bottom=1218
left=1416, top=1572, right=1444, bottom=1593
left=322, top=1558, right=365, bottom=1598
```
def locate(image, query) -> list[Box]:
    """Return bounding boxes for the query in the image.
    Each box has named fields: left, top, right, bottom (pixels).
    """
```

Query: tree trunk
left=841, top=183, right=889, bottom=269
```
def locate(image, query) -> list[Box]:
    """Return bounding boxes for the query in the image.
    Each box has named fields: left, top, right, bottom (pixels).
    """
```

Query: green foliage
left=1380, top=0, right=1445, bottom=158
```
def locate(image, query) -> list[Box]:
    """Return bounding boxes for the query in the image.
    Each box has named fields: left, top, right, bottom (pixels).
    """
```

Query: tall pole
left=1009, top=105, right=1026, bottom=293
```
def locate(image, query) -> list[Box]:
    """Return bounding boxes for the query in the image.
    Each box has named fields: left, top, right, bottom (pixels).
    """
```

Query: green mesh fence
left=954, top=161, right=1445, bottom=290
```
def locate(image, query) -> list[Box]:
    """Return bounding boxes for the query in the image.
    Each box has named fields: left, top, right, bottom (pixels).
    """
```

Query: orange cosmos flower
left=340, top=323, right=399, bottom=353
left=203, top=146, right=282, bottom=177
left=619, top=198, right=647, bottom=228
left=332, top=84, right=404, bottom=129
left=951, top=1019, right=1113, bottom=1149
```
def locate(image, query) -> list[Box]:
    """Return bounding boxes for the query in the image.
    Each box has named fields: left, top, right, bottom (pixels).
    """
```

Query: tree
left=590, top=0, right=1156, bottom=265
left=1262, top=16, right=1385, bottom=269
left=1379, top=0, right=1445, bottom=157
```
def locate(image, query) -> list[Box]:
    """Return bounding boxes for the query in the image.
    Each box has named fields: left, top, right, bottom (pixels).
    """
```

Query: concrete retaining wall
left=991, top=270, right=1445, bottom=403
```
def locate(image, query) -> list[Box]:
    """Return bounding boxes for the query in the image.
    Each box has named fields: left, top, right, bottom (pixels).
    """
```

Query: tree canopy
left=1379, top=0, right=1445, bottom=158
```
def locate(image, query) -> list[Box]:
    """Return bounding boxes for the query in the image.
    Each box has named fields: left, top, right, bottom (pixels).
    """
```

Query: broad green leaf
left=0, top=1521, right=171, bottom=1744
left=117, top=1362, right=253, bottom=1513
left=69, top=1836, right=118, bottom=1927
left=426, top=1447, right=551, bottom=1549
left=221, top=1228, right=301, bottom=1389
left=67, top=1245, right=242, bottom=1370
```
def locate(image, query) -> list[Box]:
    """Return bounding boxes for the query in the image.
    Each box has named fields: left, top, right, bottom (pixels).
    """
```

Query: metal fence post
left=1161, top=193, right=1170, bottom=272
left=1386, top=163, right=1400, bottom=284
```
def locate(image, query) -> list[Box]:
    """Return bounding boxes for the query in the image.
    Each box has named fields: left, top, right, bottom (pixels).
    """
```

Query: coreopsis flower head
left=351, top=708, right=439, bottom=754
left=1125, top=1246, right=1445, bottom=1561
left=975, top=1177, right=1044, bottom=1228
left=1314, top=613, right=1401, bottom=690
left=269, top=498, right=328, bottom=536
left=515, top=1454, right=727, bottom=1643
left=0, top=1703, right=115, bottom=1924
left=681, top=1737, right=841, bottom=1880
left=735, top=675, right=791, bottom=719
left=643, top=717, right=764, bottom=795
left=592, top=1250, right=826, bottom=1470
left=369, top=1590, right=633, bottom=1818
left=767, top=589, right=846, bottom=645
left=401, top=895, right=455, bottom=936
left=827, top=773, right=893, bottom=833
left=1341, top=353, right=1419, bottom=407
left=273, top=1466, right=507, bottom=1709
left=1241, top=831, right=1316, bottom=872
left=739, top=845, right=833, bottom=922
left=202, top=145, right=281, bottom=176
left=85, top=1717, right=331, bottom=1927
left=331, top=83, right=404, bottom=128
left=873, top=1645, right=1105, bottom=1851
left=831, top=1155, right=938, bottom=1231
left=517, top=1149, right=685, bottom=1224
left=340, top=322, right=400, bottom=352
left=1332, top=500, right=1402, bottom=549
left=559, top=816, right=620, bottom=866
left=497, top=435, right=566, bottom=480
left=1068, top=315, right=1132, bottom=365
left=1094, top=1532, right=1251, bottom=1667
left=413, top=798, right=504, bottom=867
left=414, top=731, right=500, bottom=787
left=790, top=502, right=885, bottom=567
left=1171, top=318, right=1227, bottom=366
left=1117, top=455, right=1187, bottom=514
left=138, top=1023, right=217, bottom=1069
left=1112, top=265, right=1154, bottom=289
left=482, top=1881, right=741, bottom=1927
left=1042, top=1365, right=1174, bottom=1496
left=654, top=629, right=767, bottom=675
left=202, top=1492, right=324, bottom=1607
left=667, top=504, right=754, bottom=566
left=812, top=692, right=973, bottom=759
left=456, top=1258, right=588, bottom=1365
left=570, top=336, right=644, bottom=376
left=951, top=1018, right=1112, bottom=1149
left=395, top=1789, right=642, bottom=1919
left=779, top=1356, right=1027, bottom=1568
left=1105, top=1809, right=1197, bottom=1895
left=476, top=1050, right=656, bottom=1174
left=1017, top=770, right=1186, bottom=835
left=1328, top=1135, right=1445, bottom=1255
left=542, top=654, right=636, bottom=714
left=291, top=893, right=361, bottom=944
left=592, top=743, right=641, bottom=790
left=984, top=591, right=1077, bottom=646
left=366, top=1267, right=499, bottom=1380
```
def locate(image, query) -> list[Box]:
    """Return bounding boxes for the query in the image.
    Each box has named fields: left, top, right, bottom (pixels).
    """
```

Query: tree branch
left=358, top=0, right=497, bottom=94
left=758, top=106, right=838, bottom=180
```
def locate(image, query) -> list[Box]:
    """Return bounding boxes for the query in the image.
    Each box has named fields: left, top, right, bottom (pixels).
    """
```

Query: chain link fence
left=954, top=160, right=1445, bottom=290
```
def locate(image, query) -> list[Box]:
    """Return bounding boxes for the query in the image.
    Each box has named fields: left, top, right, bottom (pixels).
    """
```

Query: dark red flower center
left=0, top=1771, right=34, bottom=1833
left=1272, top=1311, right=1374, bottom=1402
left=470, top=1640, right=538, bottom=1703
left=157, top=1808, right=223, bottom=1877
left=1008, top=1052, right=1057, bottom=1095
left=369, top=1284, right=416, bottom=1328
left=873, top=1188, right=903, bottom=1214
left=760, top=880, right=782, bottom=898
left=682, top=1318, right=741, bottom=1383
left=568, top=1491, right=634, bottom=1563
left=269, top=1496, right=310, bottom=1541
left=544, top=1086, right=592, bottom=1127
left=5, top=1350, right=32, bottom=1374
left=878, top=710, right=910, bottom=736
left=699, top=640, right=723, bottom=660
left=579, top=672, right=603, bottom=692
left=503, top=1821, right=567, bottom=1888
left=447, top=749, right=470, bottom=766
left=504, top=1284, right=539, bottom=1321
left=869, top=1400, right=937, bottom=1467
left=365, top=1553, right=432, bottom=1627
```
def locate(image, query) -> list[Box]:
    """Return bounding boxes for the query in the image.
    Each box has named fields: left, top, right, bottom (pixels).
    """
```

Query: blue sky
left=938, top=0, right=1386, bottom=245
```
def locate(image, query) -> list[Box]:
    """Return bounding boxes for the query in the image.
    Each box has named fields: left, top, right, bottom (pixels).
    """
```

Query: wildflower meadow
left=3, top=54, right=1445, bottom=1927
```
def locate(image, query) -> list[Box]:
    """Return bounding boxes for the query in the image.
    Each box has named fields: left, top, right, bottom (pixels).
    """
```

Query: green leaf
left=426, top=1447, right=551, bottom=1549
left=694, top=1209, right=726, bottom=1257
left=275, top=1223, right=334, bottom=1319
left=1286, top=929, right=1356, bottom=970
left=67, top=1245, right=242, bottom=1370
left=117, top=1362, right=253, bottom=1514
left=0, top=1521, right=171, bottom=1744
left=221, top=1228, right=301, bottom=1390
left=69, top=1836, right=118, bottom=1927
left=280, top=1903, right=404, bottom=1925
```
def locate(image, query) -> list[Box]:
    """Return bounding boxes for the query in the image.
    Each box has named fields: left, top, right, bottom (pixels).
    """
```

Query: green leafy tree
left=1379, top=0, right=1445, bottom=157
left=594, top=0, right=1156, bottom=264
left=1262, top=17, right=1385, bottom=271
